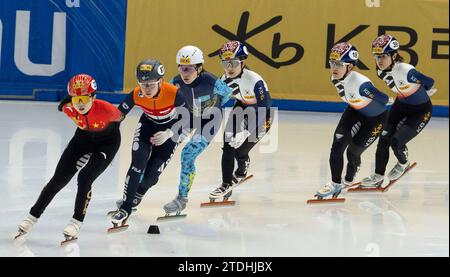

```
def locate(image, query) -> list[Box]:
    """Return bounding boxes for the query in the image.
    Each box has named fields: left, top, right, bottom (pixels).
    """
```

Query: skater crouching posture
left=209, top=40, right=272, bottom=202
left=109, top=59, right=187, bottom=229
left=360, top=35, right=436, bottom=188
left=16, top=74, right=122, bottom=242
left=314, top=42, right=390, bottom=200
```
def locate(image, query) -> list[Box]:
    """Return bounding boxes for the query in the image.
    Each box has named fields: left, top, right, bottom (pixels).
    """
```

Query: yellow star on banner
left=93, top=122, right=99, bottom=128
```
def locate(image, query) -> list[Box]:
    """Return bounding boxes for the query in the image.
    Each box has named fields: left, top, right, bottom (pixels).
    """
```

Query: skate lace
left=113, top=209, right=127, bottom=220
left=216, top=186, right=228, bottom=193
left=320, top=183, right=334, bottom=193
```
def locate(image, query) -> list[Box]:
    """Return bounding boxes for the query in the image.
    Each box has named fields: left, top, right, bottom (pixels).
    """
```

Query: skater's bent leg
left=329, top=136, right=350, bottom=184
left=121, top=141, right=151, bottom=214
left=29, top=143, right=81, bottom=218
left=222, top=141, right=236, bottom=184
left=178, top=136, right=209, bottom=197
left=74, top=147, right=118, bottom=222
left=137, top=139, right=178, bottom=197
left=391, top=112, right=432, bottom=164
left=234, top=140, right=257, bottom=177
left=375, top=133, right=391, bottom=175
left=345, top=143, right=364, bottom=182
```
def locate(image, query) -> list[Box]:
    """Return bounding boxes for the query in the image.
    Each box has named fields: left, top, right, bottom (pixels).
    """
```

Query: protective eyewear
left=221, top=59, right=241, bottom=69
left=71, top=95, right=91, bottom=104
left=373, top=54, right=390, bottom=60
left=329, top=60, right=349, bottom=68
left=178, top=65, right=197, bottom=74
left=138, top=80, right=160, bottom=89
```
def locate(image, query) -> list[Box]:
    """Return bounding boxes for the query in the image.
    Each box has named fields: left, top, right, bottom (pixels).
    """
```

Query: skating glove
left=228, top=130, right=251, bottom=149
left=151, top=129, right=174, bottom=146
left=426, top=87, right=437, bottom=97
left=386, top=97, right=395, bottom=106
left=57, top=96, right=72, bottom=112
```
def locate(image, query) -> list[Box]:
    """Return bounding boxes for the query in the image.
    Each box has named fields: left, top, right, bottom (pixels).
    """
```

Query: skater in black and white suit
left=209, top=41, right=272, bottom=200
left=361, top=34, right=436, bottom=188
left=314, top=42, right=390, bottom=200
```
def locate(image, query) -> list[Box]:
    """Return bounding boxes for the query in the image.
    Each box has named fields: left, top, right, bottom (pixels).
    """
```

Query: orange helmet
left=67, top=74, right=97, bottom=96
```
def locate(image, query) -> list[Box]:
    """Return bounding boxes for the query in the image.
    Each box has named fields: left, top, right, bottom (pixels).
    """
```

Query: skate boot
left=108, top=209, right=130, bottom=233
left=381, top=161, right=417, bottom=192
left=209, top=183, right=233, bottom=200
left=307, top=182, right=345, bottom=204
left=361, top=173, right=384, bottom=188
left=315, top=182, right=342, bottom=199
left=342, top=178, right=360, bottom=189
left=15, top=214, right=37, bottom=239
left=61, top=218, right=82, bottom=245
left=107, top=194, right=142, bottom=216
left=157, top=195, right=188, bottom=221
left=210, top=172, right=254, bottom=199
left=232, top=173, right=246, bottom=185
left=387, top=161, right=410, bottom=181
left=201, top=184, right=235, bottom=208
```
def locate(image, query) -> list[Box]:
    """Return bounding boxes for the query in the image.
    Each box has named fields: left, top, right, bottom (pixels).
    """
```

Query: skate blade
left=343, top=181, right=362, bottom=190
left=107, top=224, right=129, bottom=233
left=13, top=232, right=26, bottom=240
left=348, top=186, right=384, bottom=192
left=239, top=174, right=254, bottom=183
left=383, top=162, right=417, bottom=192
left=306, top=198, right=345, bottom=204
left=200, top=200, right=236, bottom=208
left=233, top=174, right=254, bottom=189
left=60, top=237, right=78, bottom=246
left=156, top=214, right=187, bottom=222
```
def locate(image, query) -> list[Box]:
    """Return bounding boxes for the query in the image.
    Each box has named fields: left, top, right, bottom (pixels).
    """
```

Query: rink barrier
left=1, top=91, right=448, bottom=117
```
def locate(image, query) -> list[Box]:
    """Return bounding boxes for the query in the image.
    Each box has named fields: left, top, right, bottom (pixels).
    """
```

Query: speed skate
left=200, top=174, right=254, bottom=208
left=348, top=162, right=417, bottom=193
left=306, top=194, right=346, bottom=204
left=60, top=235, right=78, bottom=246
left=156, top=212, right=187, bottom=222
left=307, top=181, right=345, bottom=204
left=107, top=222, right=129, bottom=233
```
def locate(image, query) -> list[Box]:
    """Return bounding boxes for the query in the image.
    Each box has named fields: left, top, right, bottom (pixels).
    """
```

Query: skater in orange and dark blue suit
left=109, top=59, right=187, bottom=228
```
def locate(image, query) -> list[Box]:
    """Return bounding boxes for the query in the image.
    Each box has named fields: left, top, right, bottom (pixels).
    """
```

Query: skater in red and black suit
left=15, top=74, right=122, bottom=243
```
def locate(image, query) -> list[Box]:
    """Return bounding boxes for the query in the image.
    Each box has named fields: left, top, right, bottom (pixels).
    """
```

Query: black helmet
left=136, top=59, right=165, bottom=82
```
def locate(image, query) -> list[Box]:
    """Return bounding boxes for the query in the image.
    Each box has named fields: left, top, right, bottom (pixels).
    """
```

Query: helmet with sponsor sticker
left=136, top=59, right=165, bottom=82
left=219, top=40, right=249, bottom=61
left=372, top=34, right=400, bottom=55
left=329, top=42, right=359, bottom=65
left=176, top=45, right=204, bottom=65
left=67, top=74, right=97, bottom=96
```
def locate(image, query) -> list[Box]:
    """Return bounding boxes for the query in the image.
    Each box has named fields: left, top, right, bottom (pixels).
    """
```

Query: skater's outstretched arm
left=117, top=89, right=137, bottom=120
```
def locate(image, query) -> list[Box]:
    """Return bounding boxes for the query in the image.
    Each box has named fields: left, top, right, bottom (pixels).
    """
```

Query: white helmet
left=176, top=45, right=204, bottom=65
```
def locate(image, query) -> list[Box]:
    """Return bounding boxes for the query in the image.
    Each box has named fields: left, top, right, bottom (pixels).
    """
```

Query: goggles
left=178, top=65, right=197, bottom=74
left=329, top=60, right=349, bottom=68
left=71, top=95, right=92, bottom=105
left=138, top=80, right=160, bottom=89
left=221, top=59, right=241, bottom=69
left=373, top=54, right=391, bottom=60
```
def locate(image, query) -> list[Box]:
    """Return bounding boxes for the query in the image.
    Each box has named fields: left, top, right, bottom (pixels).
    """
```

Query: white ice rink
left=0, top=101, right=448, bottom=257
